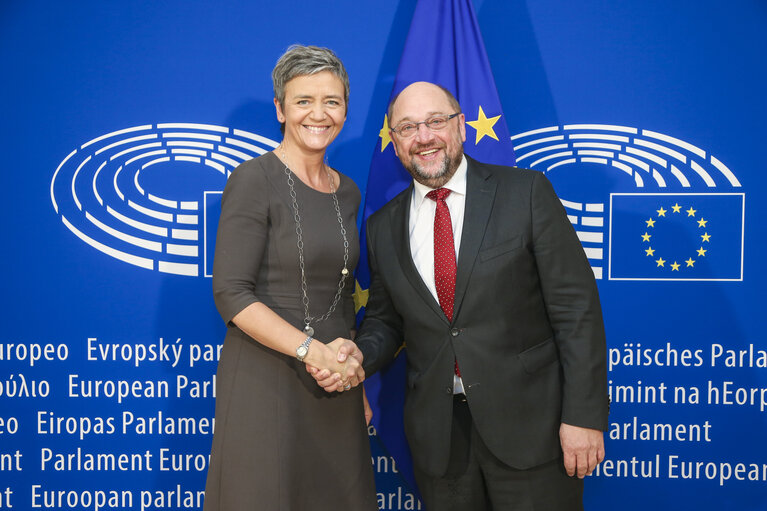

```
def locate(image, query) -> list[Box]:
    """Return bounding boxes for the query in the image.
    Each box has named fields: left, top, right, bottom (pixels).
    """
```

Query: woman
left=203, top=45, right=376, bottom=510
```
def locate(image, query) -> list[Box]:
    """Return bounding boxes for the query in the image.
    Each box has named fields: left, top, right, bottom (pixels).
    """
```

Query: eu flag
left=609, top=193, right=744, bottom=281
left=356, top=0, right=517, bottom=497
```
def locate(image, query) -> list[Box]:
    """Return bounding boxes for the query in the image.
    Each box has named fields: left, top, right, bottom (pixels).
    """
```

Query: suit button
left=450, top=328, right=460, bottom=337
left=445, top=387, right=453, bottom=394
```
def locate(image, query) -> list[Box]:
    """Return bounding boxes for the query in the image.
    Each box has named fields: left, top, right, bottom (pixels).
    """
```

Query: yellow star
left=686, top=207, right=696, bottom=217
left=697, top=247, right=707, bottom=257
left=645, top=247, right=655, bottom=256
left=646, top=218, right=656, bottom=228
left=352, top=279, right=369, bottom=313
left=642, top=232, right=652, bottom=242
left=656, top=257, right=666, bottom=267
left=379, top=115, right=392, bottom=152
left=466, top=106, right=501, bottom=144
left=686, top=258, right=695, bottom=267
left=671, top=262, right=680, bottom=271
left=672, top=203, right=682, bottom=213
left=656, top=207, right=667, bottom=217
left=701, top=232, right=711, bottom=242
left=697, top=218, right=707, bottom=228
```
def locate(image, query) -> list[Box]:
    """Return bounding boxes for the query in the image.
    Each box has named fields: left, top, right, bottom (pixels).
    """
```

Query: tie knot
left=426, top=188, right=451, bottom=202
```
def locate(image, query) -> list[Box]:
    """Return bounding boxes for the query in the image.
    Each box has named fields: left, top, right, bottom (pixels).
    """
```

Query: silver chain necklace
left=280, top=148, right=349, bottom=337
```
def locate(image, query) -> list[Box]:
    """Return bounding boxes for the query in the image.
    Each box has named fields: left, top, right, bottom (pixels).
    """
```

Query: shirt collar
left=412, top=154, right=468, bottom=210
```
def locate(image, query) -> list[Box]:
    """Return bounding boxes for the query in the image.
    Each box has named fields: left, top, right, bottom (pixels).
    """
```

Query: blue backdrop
left=1, top=1, right=765, bottom=510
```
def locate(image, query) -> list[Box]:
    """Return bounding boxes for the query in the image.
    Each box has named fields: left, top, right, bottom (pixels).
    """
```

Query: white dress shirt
left=408, top=155, right=468, bottom=393
left=409, top=155, right=467, bottom=298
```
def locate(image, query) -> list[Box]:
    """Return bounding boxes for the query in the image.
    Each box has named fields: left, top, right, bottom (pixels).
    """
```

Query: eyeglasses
left=390, top=113, right=461, bottom=138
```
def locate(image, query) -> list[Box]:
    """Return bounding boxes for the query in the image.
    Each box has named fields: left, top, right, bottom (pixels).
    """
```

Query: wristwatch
left=296, top=335, right=313, bottom=362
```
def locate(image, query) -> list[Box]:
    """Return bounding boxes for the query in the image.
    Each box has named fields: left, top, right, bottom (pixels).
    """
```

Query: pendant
left=303, top=325, right=314, bottom=337
left=341, top=268, right=349, bottom=276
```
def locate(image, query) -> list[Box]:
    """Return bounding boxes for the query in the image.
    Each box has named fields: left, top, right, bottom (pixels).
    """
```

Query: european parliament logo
left=50, top=123, right=278, bottom=277
left=511, top=124, right=744, bottom=282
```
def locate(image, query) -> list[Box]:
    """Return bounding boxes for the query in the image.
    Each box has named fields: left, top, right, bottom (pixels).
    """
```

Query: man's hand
left=559, top=423, right=605, bottom=478
left=305, top=338, right=365, bottom=393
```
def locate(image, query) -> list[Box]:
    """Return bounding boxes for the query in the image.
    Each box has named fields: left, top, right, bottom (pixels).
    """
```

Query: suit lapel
left=453, top=158, right=496, bottom=320
left=389, top=184, right=450, bottom=324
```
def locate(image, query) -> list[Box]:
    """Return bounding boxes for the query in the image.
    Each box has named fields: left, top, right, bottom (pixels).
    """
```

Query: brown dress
left=204, top=151, right=376, bottom=510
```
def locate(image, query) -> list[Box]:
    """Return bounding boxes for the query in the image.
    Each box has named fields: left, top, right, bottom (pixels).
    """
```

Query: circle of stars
left=641, top=202, right=710, bottom=272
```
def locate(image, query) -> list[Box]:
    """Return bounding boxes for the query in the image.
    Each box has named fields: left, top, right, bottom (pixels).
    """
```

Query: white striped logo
left=50, top=123, right=278, bottom=277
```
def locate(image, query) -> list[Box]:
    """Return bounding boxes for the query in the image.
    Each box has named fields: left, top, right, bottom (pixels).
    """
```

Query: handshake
left=305, top=338, right=372, bottom=424
left=305, top=337, right=365, bottom=392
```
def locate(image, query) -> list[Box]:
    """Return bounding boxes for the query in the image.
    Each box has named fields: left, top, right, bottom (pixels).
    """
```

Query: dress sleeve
left=212, top=159, right=270, bottom=326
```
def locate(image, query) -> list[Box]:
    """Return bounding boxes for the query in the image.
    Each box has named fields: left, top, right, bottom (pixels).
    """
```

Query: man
left=315, top=81, right=608, bottom=510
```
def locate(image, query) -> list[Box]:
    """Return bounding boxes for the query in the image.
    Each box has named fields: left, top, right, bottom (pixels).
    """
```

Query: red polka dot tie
left=426, top=188, right=456, bottom=322
left=426, top=188, right=461, bottom=378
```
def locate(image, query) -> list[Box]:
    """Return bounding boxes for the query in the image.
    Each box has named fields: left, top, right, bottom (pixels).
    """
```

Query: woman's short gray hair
left=272, top=45, right=350, bottom=111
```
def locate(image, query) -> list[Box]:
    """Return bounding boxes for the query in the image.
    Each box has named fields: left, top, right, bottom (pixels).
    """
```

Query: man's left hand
left=559, top=423, right=605, bottom=478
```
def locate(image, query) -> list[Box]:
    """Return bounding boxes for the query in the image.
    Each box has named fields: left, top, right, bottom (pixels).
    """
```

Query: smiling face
left=274, top=70, right=347, bottom=155
left=389, top=82, right=466, bottom=188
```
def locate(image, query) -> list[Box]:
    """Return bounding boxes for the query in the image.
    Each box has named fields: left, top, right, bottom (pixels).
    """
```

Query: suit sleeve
left=355, top=217, right=405, bottom=376
left=343, top=179, right=363, bottom=332
left=212, top=160, right=269, bottom=327
left=530, top=171, right=609, bottom=430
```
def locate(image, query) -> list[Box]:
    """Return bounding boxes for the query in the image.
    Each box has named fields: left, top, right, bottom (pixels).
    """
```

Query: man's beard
left=405, top=147, right=463, bottom=189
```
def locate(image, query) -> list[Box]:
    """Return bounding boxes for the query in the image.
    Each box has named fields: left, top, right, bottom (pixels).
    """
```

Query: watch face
left=296, top=346, right=308, bottom=360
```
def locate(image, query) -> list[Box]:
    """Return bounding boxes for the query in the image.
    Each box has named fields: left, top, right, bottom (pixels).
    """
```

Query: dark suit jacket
left=356, top=155, right=609, bottom=477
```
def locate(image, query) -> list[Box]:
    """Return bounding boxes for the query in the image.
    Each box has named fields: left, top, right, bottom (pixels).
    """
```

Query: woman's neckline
left=268, top=151, right=342, bottom=195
